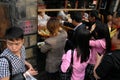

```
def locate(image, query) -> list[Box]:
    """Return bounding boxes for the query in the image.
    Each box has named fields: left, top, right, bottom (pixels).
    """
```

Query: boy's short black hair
left=5, top=27, right=24, bottom=40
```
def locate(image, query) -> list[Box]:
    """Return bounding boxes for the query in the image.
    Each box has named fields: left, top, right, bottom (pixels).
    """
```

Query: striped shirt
left=0, top=46, right=26, bottom=78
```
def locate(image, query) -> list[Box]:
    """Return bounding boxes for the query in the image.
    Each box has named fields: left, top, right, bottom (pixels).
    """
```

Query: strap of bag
left=70, top=50, right=74, bottom=65
left=0, top=56, right=12, bottom=79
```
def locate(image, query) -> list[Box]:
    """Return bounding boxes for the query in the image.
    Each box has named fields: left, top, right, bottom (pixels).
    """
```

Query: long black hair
left=91, top=21, right=111, bottom=53
left=73, top=27, right=91, bottom=63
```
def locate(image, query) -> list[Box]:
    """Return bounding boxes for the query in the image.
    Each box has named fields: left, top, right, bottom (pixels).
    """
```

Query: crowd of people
left=0, top=1, right=120, bottom=80
left=37, top=7, right=120, bottom=80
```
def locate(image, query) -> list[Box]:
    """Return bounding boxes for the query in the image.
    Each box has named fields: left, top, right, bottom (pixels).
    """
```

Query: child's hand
left=27, top=68, right=38, bottom=76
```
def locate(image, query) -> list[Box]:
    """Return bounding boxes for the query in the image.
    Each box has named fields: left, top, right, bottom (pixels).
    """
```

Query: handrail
left=38, top=8, right=94, bottom=12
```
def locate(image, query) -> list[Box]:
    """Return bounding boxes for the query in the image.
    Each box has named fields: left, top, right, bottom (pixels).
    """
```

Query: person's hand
left=26, top=64, right=38, bottom=75
left=27, top=68, right=38, bottom=76
left=94, top=53, right=104, bottom=70
left=26, top=63, right=34, bottom=70
left=93, top=53, right=104, bottom=79
left=23, top=69, right=38, bottom=79
left=90, top=24, right=96, bottom=33
left=96, top=53, right=103, bottom=61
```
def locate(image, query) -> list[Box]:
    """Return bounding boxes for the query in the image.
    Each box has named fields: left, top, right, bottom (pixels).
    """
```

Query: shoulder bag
left=59, top=50, right=74, bottom=80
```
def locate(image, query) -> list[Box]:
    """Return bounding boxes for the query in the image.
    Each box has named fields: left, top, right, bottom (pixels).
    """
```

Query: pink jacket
left=61, top=49, right=91, bottom=80
left=89, top=39, right=106, bottom=64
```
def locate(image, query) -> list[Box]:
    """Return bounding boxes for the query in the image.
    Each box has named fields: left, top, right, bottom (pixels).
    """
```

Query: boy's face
left=6, top=39, right=24, bottom=54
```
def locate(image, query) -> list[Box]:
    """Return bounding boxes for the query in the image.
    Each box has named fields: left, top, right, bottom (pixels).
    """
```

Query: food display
left=38, top=26, right=50, bottom=38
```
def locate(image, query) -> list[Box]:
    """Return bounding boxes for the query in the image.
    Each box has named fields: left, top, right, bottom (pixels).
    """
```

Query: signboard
left=17, top=20, right=37, bottom=35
